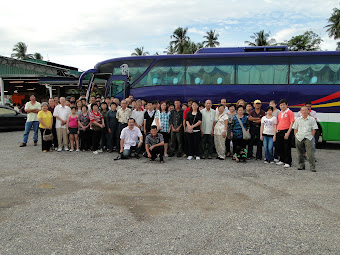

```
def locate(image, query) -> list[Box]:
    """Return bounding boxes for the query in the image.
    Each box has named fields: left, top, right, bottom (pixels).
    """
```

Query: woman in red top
left=89, top=103, right=105, bottom=154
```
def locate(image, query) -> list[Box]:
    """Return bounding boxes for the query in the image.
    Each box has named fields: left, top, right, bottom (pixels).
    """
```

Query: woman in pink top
left=66, top=106, right=80, bottom=152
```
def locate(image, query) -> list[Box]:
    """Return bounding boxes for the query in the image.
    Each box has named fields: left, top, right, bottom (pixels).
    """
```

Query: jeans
left=296, top=138, right=315, bottom=170
left=23, top=121, right=39, bottom=143
left=122, top=145, right=142, bottom=158
left=200, top=134, right=214, bottom=157
left=263, top=135, right=274, bottom=162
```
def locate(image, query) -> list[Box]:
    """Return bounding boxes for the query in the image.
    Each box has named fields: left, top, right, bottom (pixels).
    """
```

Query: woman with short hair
left=185, top=101, right=202, bottom=160
left=37, top=102, right=53, bottom=152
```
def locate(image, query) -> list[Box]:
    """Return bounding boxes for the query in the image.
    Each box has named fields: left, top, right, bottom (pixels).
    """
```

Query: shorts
left=160, top=132, right=169, bottom=142
left=68, top=127, right=78, bottom=134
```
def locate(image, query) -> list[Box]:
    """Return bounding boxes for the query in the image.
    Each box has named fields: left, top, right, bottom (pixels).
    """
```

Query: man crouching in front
left=145, top=125, right=165, bottom=163
left=120, top=118, right=143, bottom=159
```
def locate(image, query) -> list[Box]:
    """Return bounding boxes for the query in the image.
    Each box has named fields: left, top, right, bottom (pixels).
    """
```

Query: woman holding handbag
left=37, top=102, right=53, bottom=152
left=213, top=104, right=228, bottom=160
left=185, top=101, right=202, bottom=160
left=230, top=105, right=250, bottom=162
left=89, top=103, right=105, bottom=154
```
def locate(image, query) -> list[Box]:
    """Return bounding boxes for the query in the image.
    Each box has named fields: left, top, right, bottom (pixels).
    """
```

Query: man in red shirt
left=276, top=99, right=295, bottom=168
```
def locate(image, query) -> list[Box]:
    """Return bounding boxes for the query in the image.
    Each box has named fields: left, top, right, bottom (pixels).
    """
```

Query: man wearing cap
left=248, top=100, right=266, bottom=160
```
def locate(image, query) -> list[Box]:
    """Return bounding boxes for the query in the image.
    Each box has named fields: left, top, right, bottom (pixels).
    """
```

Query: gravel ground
left=0, top=131, right=340, bottom=255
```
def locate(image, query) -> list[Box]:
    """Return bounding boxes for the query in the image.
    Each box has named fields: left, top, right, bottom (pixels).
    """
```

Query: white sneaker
left=57, top=148, right=62, bottom=152
left=284, top=164, right=290, bottom=168
left=93, top=150, right=98, bottom=155
left=187, top=156, right=193, bottom=160
left=276, top=161, right=284, bottom=165
left=97, top=149, right=103, bottom=153
left=196, top=156, right=200, bottom=160
left=55, top=147, right=58, bottom=151
left=69, top=149, right=74, bottom=152
left=64, top=147, right=69, bottom=151
left=76, top=149, right=80, bottom=152
left=264, top=161, right=268, bottom=164
left=270, top=161, right=275, bottom=164
left=274, top=159, right=279, bottom=162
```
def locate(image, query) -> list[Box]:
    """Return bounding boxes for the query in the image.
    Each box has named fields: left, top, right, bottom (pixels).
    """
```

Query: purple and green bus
left=79, top=46, right=340, bottom=142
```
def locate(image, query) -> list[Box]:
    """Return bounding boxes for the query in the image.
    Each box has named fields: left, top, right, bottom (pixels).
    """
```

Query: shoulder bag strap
left=236, top=115, right=247, bottom=132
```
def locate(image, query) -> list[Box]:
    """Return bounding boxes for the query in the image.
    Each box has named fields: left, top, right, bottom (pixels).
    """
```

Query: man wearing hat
left=248, top=99, right=266, bottom=160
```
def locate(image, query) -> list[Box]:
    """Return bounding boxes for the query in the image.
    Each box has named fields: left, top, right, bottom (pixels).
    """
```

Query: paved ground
left=0, top=131, right=340, bottom=255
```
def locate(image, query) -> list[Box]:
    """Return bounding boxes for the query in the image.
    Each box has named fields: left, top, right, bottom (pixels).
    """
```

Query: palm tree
left=203, top=30, right=220, bottom=47
left=131, top=47, right=149, bottom=56
left=11, top=42, right=32, bottom=59
left=183, top=41, right=204, bottom=54
left=325, top=6, right=340, bottom=39
left=245, top=30, right=276, bottom=46
left=170, top=27, right=190, bottom=54
left=33, top=52, right=43, bottom=60
left=163, top=44, right=176, bottom=55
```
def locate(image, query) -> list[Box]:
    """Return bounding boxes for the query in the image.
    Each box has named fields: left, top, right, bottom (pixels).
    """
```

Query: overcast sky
left=0, top=0, right=338, bottom=71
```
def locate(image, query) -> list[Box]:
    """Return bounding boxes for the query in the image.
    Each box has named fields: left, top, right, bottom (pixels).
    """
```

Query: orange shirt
left=277, top=108, right=295, bottom=131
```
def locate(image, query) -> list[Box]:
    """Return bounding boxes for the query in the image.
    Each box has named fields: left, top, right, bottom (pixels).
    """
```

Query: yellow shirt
left=37, top=110, right=53, bottom=129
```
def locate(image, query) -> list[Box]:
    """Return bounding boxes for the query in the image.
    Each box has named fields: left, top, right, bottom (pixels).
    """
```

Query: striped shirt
left=89, top=111, right=103, bottom=129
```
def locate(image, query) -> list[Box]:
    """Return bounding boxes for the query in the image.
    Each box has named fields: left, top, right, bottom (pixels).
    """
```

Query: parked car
left=0, top=105, right=27, bottom=131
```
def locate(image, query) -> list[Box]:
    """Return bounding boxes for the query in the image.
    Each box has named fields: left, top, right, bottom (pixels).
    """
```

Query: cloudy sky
left=0, top=0, right=338, bottom=71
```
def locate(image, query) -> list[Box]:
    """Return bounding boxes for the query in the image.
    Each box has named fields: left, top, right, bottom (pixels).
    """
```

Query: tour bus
left=78, top=46, right=340, bottom=142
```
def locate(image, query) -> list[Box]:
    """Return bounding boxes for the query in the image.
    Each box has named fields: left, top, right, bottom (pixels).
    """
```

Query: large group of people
left=18, top=93, right=319, bottom=171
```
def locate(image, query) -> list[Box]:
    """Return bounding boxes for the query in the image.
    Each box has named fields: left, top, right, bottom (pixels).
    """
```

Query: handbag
left=43, top=129, right=53, bottom=141
left=236, top=115, right=251, bottom=140
left=92, top=122, right=102, bottom=131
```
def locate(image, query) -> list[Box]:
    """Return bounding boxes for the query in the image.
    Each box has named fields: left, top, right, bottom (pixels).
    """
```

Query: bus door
left=105, top=75, right=128, bottom=100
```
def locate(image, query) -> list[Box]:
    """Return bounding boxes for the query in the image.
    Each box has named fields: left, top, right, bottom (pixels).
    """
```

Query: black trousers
left=233, top=138, right=247, bottom=156
left=150, top=146, right=164, bottom=159
left=40, top=128, right=53, bottom=151
left=200, top=134, right=214, bottom=156
left=92, top=129, right=102, bottom=151
left=169, top=129, right=183, bottom=155
left=107, top=126, right=119, bottom=150
left=277, top=129, right=293, bottom=165
left=249, top=125, right=263, bottom=159
left=79, top=129, right=91, bottom=150
left=225, top=138, right=232, bottom=154
left=118, top=123, right=128, bottom=150
left=187, top=132, right=201, bottom=156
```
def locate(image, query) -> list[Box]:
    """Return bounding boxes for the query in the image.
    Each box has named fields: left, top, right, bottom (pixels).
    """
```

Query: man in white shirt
left=131, top=99, right=145, bottom=132
left=20, top=94, right=41, bottom=147
left=293, top=106, right=318, bottom=172
left=200, top=100, right=216, bottom=159
left=53, top=97, right=71, bottom=151
left=120, top=118, right=143, bottom=159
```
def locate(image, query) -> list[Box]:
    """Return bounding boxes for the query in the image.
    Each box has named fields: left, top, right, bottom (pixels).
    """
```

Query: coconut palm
left=203, top=30, right=220, bottom=47
left=11, top=42, right=32, bottom=59
left=170, top=27, right=190, bottom=54
left=33, top=52, right=43, bottom=60
left=245, top=30, right=276, bottom=46
left=325, top=6, right=340, bottom=39
left=131, top=47, right=149, bottom=56
left=163, top=44, right=176, bottom=55
left=183, top=41, right=204, bottom=54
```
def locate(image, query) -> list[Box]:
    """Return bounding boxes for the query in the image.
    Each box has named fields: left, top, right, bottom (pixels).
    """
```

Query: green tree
left=183, top=41, right=204, bottom=54
left=131, top=47, right=149, bottom=56
left=285, top=31, right=322, bottom=51
left=11, top=42, right=32, bottom=59
left=163, top=44, right=176, bottom=55
left=33, top=52, right=43, bottom=60
left=325, top=6, right=340, bottom=39
left=245, top=30, right=276, bottom=46
left=203, top=30, right=220, bottom=47
left=337, top=42, right=340, bottom=51
left=170, top=27, right=190, bottom=54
